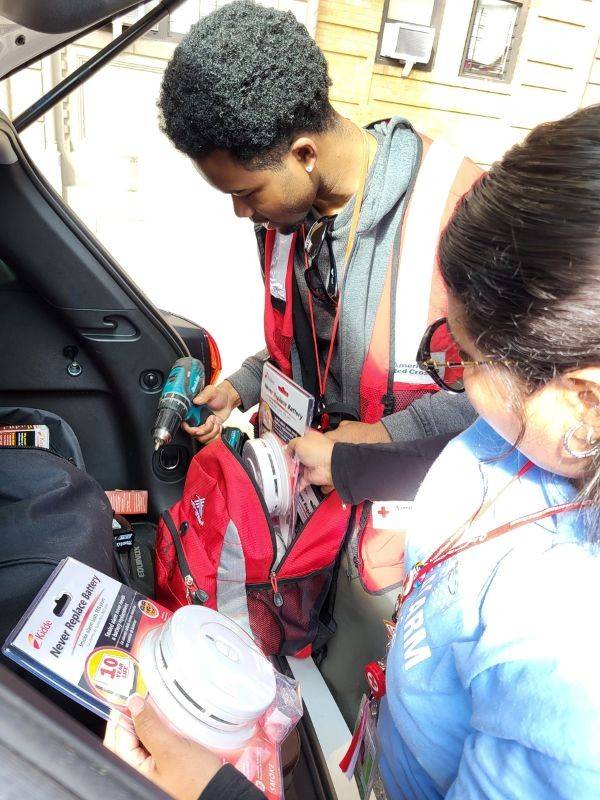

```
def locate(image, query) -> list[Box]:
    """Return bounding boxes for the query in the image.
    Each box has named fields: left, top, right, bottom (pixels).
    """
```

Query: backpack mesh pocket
left=246, top=567, right=334, bottom=656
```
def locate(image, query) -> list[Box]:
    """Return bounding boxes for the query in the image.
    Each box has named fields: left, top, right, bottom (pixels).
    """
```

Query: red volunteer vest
left=263, top=131, right=482, bottom=423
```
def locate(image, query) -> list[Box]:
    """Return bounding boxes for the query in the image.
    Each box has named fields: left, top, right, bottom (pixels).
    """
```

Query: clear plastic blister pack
left=3, top=557, right=302, bottom=800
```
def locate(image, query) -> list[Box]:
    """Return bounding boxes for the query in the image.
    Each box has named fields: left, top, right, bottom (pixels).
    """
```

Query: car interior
left=0, top=2, right=384, bottom=798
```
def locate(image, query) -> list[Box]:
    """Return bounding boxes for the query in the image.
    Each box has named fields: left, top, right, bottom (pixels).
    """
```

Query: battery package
left=0, top=423, right=49, bottom=449
left=3, top=558, right=301, bottom=800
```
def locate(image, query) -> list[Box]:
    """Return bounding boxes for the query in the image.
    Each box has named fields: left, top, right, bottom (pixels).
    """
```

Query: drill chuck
left=152, top=395, right=191, bottom=450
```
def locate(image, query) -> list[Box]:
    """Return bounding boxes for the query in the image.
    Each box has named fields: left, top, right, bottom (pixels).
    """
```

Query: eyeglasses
left=416, top=317, right=509, bottom=393
left=303, top=216, right=338, bottom=308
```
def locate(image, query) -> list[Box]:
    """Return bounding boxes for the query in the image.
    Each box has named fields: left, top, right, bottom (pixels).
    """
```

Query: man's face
left=194, top=149, right=317, bottom=234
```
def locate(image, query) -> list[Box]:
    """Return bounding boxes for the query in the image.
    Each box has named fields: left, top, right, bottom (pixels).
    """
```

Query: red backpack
left=154, top=438, right=360, bottom=657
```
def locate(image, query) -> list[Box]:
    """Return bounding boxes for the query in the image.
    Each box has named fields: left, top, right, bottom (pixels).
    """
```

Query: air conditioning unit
left=380, top=21, right=435, bottom=77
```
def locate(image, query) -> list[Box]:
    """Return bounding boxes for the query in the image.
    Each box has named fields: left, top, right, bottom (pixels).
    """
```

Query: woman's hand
left=288, top=429, right=335, bottom=490
left=104, top=694, right=222, bottom=800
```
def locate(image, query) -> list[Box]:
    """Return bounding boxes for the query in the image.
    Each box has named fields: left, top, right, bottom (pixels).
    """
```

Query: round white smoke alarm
left=139, top=606, right=276, bottom=750
left=242, top=431, right=291, bottom=517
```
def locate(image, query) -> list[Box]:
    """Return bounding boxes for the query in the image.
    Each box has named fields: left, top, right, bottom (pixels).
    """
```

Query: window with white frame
left=460, top=0, right=529, bottom=82
left=377, top=0, right=446, bottom=72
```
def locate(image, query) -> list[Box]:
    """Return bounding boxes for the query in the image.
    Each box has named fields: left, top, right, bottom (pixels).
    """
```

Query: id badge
left=269, top=233, right=294, bottom=302
left=340, top=694, right=388, bottom=800
left=355, top=700, right=386, bottom=799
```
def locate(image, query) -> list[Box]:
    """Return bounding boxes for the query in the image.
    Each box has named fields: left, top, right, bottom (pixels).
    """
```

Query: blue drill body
left=152, top=357, right=210, bottom=449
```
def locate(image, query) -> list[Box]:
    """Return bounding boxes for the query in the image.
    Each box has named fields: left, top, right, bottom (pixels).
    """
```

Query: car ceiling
left=0, top=1, right=149, bottom=80
left=0, top=1, right=146, bottom=33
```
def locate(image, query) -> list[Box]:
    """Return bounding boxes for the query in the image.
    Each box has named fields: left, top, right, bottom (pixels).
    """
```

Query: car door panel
left=0, top=112, right=196, bottom=516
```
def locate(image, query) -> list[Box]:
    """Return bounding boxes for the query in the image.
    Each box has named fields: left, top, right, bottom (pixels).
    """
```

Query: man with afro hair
left=158, top=0, right=478, bottom=449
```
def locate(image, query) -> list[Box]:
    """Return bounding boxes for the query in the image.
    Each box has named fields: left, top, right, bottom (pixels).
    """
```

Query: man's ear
left=290, top=136, right=318, bottom=174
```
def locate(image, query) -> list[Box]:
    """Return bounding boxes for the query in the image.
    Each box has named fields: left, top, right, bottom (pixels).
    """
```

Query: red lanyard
left=396, top=461, right=584, bottom=615
left=303, top=229, right=341, bottom=430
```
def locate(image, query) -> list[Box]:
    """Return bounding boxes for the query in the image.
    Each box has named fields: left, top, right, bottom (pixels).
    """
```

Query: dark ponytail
left=438, top=104, right=600, bottom=539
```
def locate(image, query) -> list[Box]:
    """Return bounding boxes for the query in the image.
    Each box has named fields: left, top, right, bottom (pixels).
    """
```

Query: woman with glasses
left=107, top=106, right=600, bottom=799
left=290, top=104, right=600, bottom=798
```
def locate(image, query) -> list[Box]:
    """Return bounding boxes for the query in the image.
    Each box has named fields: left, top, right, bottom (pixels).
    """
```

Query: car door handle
left=78, top=315, right=139, bottom=341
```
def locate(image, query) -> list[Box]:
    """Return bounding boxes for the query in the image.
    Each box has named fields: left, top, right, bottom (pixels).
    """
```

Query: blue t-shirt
left=378, top=419, right=600, bottom=799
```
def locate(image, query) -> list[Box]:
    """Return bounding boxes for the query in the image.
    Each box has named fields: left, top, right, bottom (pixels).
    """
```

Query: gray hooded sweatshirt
left=227, top=117, right=476, bottom=441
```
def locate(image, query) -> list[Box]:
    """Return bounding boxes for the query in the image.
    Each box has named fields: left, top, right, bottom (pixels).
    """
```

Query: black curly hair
left=158, top=0, right=335, bottom=168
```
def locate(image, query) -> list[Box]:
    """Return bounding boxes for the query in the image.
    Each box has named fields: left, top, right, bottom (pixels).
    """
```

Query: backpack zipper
left=224, top=440, right=357, bottom=609
left=225, top=438, right=326, bottom=608
left=252, top=565, right=331, bottom=593
left=222, top=438, right=278, bottom=567
left=262, top=499, right=357, bottom=608
left=270, top=572, right=283, bottom=607
left=161, top=510, right=209, bottom=605
left=222, top=440, right=286, bottom=607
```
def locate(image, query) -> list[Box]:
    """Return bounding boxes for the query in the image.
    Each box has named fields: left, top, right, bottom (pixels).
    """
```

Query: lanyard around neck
left=304, top=129, right=372, bottom=424
left=396, top=461, right=584, bottom=613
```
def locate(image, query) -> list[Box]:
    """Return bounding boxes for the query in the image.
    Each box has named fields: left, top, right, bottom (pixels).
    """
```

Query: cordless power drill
left=152, top=357, right=212, bottom=450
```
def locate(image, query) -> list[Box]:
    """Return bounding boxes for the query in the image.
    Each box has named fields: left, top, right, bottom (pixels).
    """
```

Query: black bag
left=0, top=419, right=118, bottom=732
left=113, top=515, right=157, bottom=598
left=0, top=448, right=116, bottom=638
left=0, top=405, right=85, bottom=467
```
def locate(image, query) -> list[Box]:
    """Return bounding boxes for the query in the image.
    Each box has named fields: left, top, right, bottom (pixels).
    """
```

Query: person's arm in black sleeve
left=331, top=432, right=457, bottom=505
left=199, top=764, right=266, bottom=800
